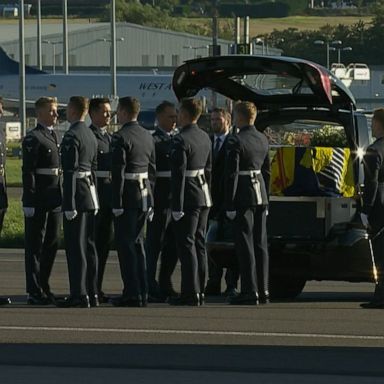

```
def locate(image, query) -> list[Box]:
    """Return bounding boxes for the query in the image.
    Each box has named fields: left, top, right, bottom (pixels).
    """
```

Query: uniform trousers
left=95, top=207, right=114, bottom=294
left=114, top=209, right=147, bottom=298
left=234, top=206, right=269, bottom=295
left=370, top=223, right=384, bottom=302
left=24, top=209, right=61, bottom=295
left=158, top=227, right=178, bottom=294
left=173, top=207, right=209, bottom=295
left=0, top=208, right=6, bottom=235
left=146, top=208, right=178, bottom=295
left=63, top=211, right=97, bottom=297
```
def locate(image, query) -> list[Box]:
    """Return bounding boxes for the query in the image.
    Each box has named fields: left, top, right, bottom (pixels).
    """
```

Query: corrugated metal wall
left=1, top=22, right=274, bottom=70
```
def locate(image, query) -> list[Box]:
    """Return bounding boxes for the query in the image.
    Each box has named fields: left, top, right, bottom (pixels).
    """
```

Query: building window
left=157, top=54, right=165, bottom=67
left=171, top=54, right=180, bottom=67
left=142, top=54, right=149, bottom=66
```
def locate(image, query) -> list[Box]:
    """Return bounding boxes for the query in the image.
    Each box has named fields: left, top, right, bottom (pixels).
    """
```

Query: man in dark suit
left=0, top=97, right=11, bottom=305
left=22, top=97, right=62, bottom=305
left=89, top=97, right=113, bottom=303
left=169, top=98, right=212, bottom=306
left=146, top=101, right=178, bottom=302
left=111, top=97, right=156, bottom=307
left=57, top=96, right=99, bottom=308
left=361, top=108, right=384, bottom=308
left=225, top=101, right=270, bottom=305
left=205, top=108, right=239, bottom=297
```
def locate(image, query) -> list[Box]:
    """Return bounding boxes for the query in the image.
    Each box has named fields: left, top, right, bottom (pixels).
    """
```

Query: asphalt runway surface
left=1, top=249, right=384, bottom=383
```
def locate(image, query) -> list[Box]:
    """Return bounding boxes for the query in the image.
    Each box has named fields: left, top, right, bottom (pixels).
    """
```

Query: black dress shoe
left=259, top=294, right=270, bottom=304
left=56, top=295, right=90, bottom=308
left=27, top=293, right=51, bottom=305
left=43, top=291, right=58, bottom=305
left=199, top=293, right=205, bottom=306
left=148, top=294, right=165, bottom=303
left=111, top=295, right=143, bottom=307
left=224, top=287, right=239, bottom=298
left=98, top=292, right=110, bottom=304
left=89, top=294, right=100, bottom=307
left=204, top=282, right=221, bottom=296
left=360, top=301, right=384, bottom=309
left=229, top=292, right=259, bottom=305
left=0, top=297, right=11, bottom=305
left=168, top=294, right=200, bottom=306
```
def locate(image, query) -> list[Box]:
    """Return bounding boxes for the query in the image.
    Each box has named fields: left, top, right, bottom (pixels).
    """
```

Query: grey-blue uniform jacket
left=61, top=121, right=98, bottom=212
left=111, top=121, right=156, bottom=210
left=0, top=128, right=7, bottom=210
left=225, top=125, right=270, bottom=211
left=171, top=123, right=212, bottom=211
left=22, top=124, right=61, bottom=210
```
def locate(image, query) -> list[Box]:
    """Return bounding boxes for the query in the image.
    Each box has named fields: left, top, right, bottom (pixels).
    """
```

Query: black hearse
left=172, top=55, right=373, bottom=299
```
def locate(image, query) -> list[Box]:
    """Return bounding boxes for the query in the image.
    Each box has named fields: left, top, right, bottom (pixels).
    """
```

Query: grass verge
left=0, top=198, right=24, bottom=248
left=6, top=158, right=22, bottom=187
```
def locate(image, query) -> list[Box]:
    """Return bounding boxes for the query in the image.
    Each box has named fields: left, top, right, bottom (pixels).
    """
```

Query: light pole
left=253, top=37, right=265, bottom=55
left=337, top=46, right=352, bottom=64
left=43, top=40, right=62, bottom=74
left=98, top=37, right=124, bottom=98
left=63, top=0, right=69, bottom=74
left=19, top=0, right=26, bottom=137
left=314, top=39, right=349, bottom=69
left=37, top=0, right=42, bottom=70
left=183, top=45, right=210, bottom=58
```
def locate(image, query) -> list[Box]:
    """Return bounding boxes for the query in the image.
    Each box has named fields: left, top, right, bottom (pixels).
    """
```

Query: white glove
left=266, top=209, right=269, bottom=217
left=113, top=208, right=124, bottom=217
left=147, top=207, right=154, bottom=222
left=172, top=211, right=184, bottom=221
left=360, top=213, right=369, bottom=228
left=226, top=211, right=236, bottom=220
left=23, top=207, right=35, bottom=218
left=64, top=210, right=78, bottom=221
left=94, top=209, right=99, bottom=216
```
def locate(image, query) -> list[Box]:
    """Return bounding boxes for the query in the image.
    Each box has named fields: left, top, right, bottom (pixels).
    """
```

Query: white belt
left=185, top=168, right=212, bottom=208
left=35, top=168, right=61, bottom=176
left=238, top=170, right=261, bottom=176
left=124, top=172, right=149, bottom=212
left=75, top=171, right=99, bottom=210
left=156, top=171, right=171, bottom=178
left=185, top=169, right=205, bottom=177
left=239, top=169, right=262, bottom=204
left=124, top=172, right=148, bottom=181
left=95, top=170, right=111, bottom=178
left=76, top=171, right=92, bottom=179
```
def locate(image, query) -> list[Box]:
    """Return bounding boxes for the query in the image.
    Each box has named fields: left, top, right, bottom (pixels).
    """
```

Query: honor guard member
left=205, top=108, right=239, bottom=297
left=169, top=98, right=212, bottom=306
left=111, top=97, right=156, bottom=307
left=58, top=96, right=99, bottom=308
left=361, top=108, right=384, bottom=308
left=22, top=97, right=61, bottom=305
left=89, top=97, right=113, bottom=303
left=225, top=101, right=270, bottom=305
left=145, top=101, right=179, bottom=301
left=0, top=97, right=11, bottom=306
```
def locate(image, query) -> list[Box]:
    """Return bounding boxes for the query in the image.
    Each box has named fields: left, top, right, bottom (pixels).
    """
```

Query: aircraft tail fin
left=0, top=46, right=47, bottom=75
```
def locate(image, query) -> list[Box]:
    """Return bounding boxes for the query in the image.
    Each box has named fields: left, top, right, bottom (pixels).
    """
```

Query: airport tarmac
left=1, top=250, right=384, bottom=383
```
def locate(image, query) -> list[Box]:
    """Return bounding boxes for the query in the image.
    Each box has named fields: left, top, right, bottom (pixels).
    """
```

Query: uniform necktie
left=214, top=136, right=221, bottom=158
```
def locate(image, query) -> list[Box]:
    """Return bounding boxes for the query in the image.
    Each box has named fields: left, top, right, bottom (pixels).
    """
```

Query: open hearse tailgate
left=173, top=55, right=356, bottom=110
